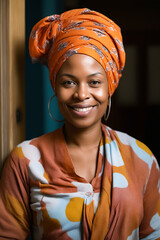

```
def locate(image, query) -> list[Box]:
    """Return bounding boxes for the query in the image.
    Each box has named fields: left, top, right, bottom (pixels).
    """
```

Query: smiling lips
left=73, top=106, right=93, bottom=112
left=68, top=104, right=96, bottom=115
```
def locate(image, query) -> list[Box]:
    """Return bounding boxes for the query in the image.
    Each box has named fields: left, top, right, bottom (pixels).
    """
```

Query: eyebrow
left=58, top=72, right=103, bottom=78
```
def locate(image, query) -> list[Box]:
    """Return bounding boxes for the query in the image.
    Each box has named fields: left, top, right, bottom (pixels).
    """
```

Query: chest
left=28, top=150, right=145, bottom=240
left=68, top=147, right=99, bottom=182
left=29, top=174, right=144, bottom=240
left=30, top=183, right=100, bottom=240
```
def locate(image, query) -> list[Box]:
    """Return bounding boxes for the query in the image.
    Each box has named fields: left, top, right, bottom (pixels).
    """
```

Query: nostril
left=73, top=91, right=79, bottom=99
left=73, top=87, right=90, bottom=100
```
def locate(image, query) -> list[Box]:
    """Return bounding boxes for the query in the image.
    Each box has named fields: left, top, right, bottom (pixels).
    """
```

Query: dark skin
left=56, top=54, right=108, bottom=182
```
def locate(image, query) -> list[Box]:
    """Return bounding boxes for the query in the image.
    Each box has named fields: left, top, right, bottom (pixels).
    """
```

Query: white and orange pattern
left=29, top=8, right=126, bottom=96
left=0, top=124, right=160, bottom=239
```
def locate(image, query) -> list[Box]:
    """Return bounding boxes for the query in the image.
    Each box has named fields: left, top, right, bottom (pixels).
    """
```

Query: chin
left=65, top=118, right=102, bottom=130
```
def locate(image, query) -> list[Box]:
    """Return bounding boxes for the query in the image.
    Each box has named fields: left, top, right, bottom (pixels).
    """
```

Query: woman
left=0, top=8, right=160, bottom=240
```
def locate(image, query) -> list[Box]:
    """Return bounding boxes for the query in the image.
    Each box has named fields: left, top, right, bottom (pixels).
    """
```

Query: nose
left=73, top=83, right=90, bottom=101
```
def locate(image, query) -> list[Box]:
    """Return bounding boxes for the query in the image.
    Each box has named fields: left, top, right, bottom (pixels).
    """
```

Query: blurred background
left=26, top=0, right=160, bottom=161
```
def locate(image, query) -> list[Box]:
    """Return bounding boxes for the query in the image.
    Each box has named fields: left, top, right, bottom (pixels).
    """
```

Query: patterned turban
left=29, top=8, right=126, bottom=96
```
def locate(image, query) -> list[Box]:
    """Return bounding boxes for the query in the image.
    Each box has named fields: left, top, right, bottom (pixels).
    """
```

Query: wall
left=25, top=0, right=64, bottom=140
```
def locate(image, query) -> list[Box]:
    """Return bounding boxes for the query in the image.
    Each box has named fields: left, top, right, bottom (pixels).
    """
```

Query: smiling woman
left=0, top=8, right=160, bottom=240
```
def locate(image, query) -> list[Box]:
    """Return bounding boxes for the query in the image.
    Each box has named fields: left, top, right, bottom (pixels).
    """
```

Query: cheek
left=56, top=88, right=71, bottom=102
left=56, top=89, right=74, bottom=114
left=94, top=88, right=108, bottom=104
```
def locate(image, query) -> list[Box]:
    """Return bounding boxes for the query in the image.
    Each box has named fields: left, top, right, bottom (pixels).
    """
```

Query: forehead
left=57, top=53, right=106, bottom=76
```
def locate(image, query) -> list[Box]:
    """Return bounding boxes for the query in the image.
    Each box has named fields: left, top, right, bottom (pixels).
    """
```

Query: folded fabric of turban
left=29, top=8, right=126, bottom=96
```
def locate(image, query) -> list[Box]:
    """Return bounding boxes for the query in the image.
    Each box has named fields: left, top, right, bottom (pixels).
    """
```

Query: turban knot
left=29, top=8, right=126, bottom=96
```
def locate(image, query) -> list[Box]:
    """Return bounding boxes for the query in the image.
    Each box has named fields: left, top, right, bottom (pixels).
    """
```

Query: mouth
left=70, top=106, right=93, bottom=112
left=68, top=104, right=97, bottom=116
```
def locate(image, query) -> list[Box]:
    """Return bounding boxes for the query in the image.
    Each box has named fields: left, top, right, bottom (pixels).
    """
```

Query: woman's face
left=55, top=54, right=108, bottom=129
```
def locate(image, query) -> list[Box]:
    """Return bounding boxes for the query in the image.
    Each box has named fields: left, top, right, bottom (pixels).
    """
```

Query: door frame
left=0, top=0, right=25, bottom=169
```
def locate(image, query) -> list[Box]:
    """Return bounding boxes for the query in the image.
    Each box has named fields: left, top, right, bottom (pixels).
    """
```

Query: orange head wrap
left=29, top=8, right=125, bottom=96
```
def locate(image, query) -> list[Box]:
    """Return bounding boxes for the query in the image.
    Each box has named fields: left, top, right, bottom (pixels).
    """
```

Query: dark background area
left=26, top=0, right=160, bottom=163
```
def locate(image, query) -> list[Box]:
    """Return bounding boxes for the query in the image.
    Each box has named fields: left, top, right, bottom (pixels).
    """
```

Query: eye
left=89, top=80, right=101, bottom=87
left=62, top=80, right=76, bottom=88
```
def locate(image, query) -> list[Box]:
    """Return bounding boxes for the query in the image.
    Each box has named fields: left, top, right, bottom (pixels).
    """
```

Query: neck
left=63, top=121, right=102, bottom=149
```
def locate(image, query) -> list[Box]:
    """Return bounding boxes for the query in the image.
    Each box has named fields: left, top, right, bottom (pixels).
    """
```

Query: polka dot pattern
left=115, top=130, right=154, bottom=169
left=127, top=228, right=139, bottom=240
left=65, top=197, right=84, bottom=222
left=112, top=173, right=128, bottom=188
left=1, top=125, right=159, bottom=239
left=18, top=141, right=49, bottom=183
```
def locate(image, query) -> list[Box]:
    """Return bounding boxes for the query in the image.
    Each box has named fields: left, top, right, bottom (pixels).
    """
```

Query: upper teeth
left=74, top=107, right=92, bottom=112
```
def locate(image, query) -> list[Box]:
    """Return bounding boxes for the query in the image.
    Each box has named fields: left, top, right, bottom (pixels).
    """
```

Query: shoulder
left=9, top=127, right=63, bottom=165
left=103, top=125, right=158, bottom=171
left=1, top=127, right=63, bottom=182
